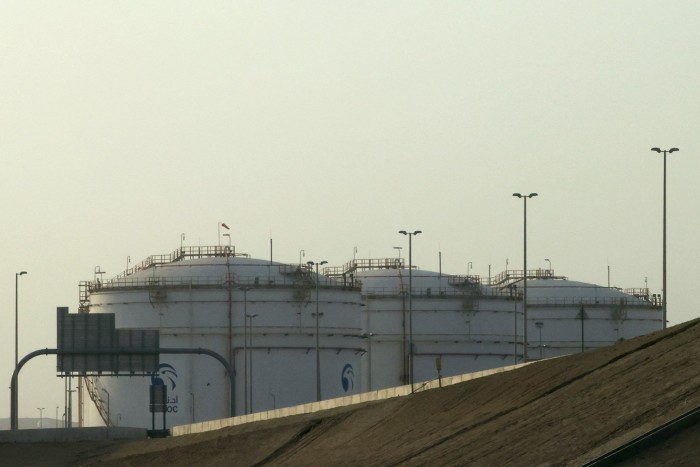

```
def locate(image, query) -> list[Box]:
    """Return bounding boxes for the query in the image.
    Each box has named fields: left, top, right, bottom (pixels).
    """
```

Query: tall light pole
left=240, top=286, right=251, bottom=414
left=651, top=147, right=679, bottom=329
left=399, top=230, right=421, bottom=392
left=513, top=193, right=537, bottom=361
left=15, top=271, right=27, bottom=368
left=218, top=222, right=230, bottom=246
left=545, top=258, right=551, bottom=271
left=578, top=305, right=588, bottom=352
left=246, top=312, right=258, bottom=412
left=510, top=284, right=518, bottom=364
left=307, top=260, right=327, bottom=402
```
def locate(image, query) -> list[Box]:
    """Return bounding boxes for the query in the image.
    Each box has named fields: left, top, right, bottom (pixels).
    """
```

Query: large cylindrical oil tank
left=79, top=248, right=661, bottom=429
left=82, top=248, right=365, bottom=428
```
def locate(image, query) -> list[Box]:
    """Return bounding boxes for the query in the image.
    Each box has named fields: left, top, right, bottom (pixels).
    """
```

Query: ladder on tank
left=84, top=376, right=111, bottom=427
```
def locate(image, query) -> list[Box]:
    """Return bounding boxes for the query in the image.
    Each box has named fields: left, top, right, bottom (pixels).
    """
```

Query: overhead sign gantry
left=9, top=307, right=234, bottom=431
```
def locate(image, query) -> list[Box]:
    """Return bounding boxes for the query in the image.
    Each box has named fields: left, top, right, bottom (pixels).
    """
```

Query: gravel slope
left=4, top=319, right=700, bottom=466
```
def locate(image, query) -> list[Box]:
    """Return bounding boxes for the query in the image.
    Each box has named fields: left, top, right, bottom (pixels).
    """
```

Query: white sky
left=1, top=1, right=698, bottom=420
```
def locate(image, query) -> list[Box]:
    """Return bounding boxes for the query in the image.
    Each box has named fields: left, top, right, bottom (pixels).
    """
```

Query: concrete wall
left=172, top=361, right=533, bottom=436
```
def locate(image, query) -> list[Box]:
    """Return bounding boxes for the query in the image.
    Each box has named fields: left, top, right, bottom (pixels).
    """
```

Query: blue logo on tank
left=151, top=363, right=178, bottom=391
left=341, top=363, right=354, bottom=392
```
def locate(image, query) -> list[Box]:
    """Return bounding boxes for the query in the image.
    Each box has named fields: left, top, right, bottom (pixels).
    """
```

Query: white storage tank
left=81, top=246, right=365, bottom=428
left=78, top=246, right=661, bottom=428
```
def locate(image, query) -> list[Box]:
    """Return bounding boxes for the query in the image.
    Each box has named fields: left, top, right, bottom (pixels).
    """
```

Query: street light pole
left=399, top=230, right=421, bottom=393
left=511, top=284, right=518, bottom=364
left=246, top=312, right=258, bottom=412
left=15, top=271, right=27, bottom=368
left=307, top=260, right=327, bottom=402
left=578, top=305, right=588, bottom=352
left=37, top=407, right=45, bottom=428
left=651, top=147, right=679, bottom=329
left=218, top=222, right=230, bottom=246
left=513, top=193, right=537, bottom=361
left=240, top=286, right=251, bottom=414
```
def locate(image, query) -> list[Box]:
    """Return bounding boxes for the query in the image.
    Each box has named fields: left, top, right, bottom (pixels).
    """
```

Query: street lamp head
left=307, top=261, right=314, bottom=266
left=320, top=261, right=328, bottom=266
left=528, top=193, right=538, bottom=198
left=414, top=230, right=422, bottom=235
left=18, top=271, right=27, bottom=276
left=399, top=230, right=407, bottom=235
left=651, top=147, right=679, bottom=154
left=512, top=193, right=522, bottom=198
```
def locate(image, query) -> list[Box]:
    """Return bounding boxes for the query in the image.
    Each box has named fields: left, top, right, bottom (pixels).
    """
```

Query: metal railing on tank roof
left=363, top=287, right=512, bottom=299
left=527, top=296, right=660, bottom=308
left=113, top=246, right=250, bottom=280
left=81, top=274, right=357, bottom=294
left=323, top=258, right=405, bottom=277
left=488, top=268, right=559, bottom=286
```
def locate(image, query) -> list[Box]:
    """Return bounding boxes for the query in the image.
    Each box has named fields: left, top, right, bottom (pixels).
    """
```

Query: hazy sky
left=1, top=2, right=698, bottom=420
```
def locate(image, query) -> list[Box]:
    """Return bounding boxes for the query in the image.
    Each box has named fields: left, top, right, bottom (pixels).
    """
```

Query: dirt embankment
left=4, top=320, right=700, bottom=466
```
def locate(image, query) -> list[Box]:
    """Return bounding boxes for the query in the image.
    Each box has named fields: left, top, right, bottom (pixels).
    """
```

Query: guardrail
left=582, top=403, right=700, bottom=466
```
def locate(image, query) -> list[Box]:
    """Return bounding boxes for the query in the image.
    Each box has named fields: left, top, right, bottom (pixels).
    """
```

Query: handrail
left=323, top=258, right=405, bottom=276
left=362, top=287, right=659, bottom=307
left=488, top=268, right=559, bottom=286
left=81, top=274, right=357, bottom=296
left=113, top=246, right=251, bottom=280
left=364, top=287, right=511, bottom=299
left=84, top=376, right=110, bottom=426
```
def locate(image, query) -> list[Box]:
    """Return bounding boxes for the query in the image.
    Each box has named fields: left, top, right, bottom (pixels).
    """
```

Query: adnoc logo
left=151, top=363, right=180, bottom=412
left=341, top=363, right=354, bottom=392
left=151, top=363, right=178, bottom=391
